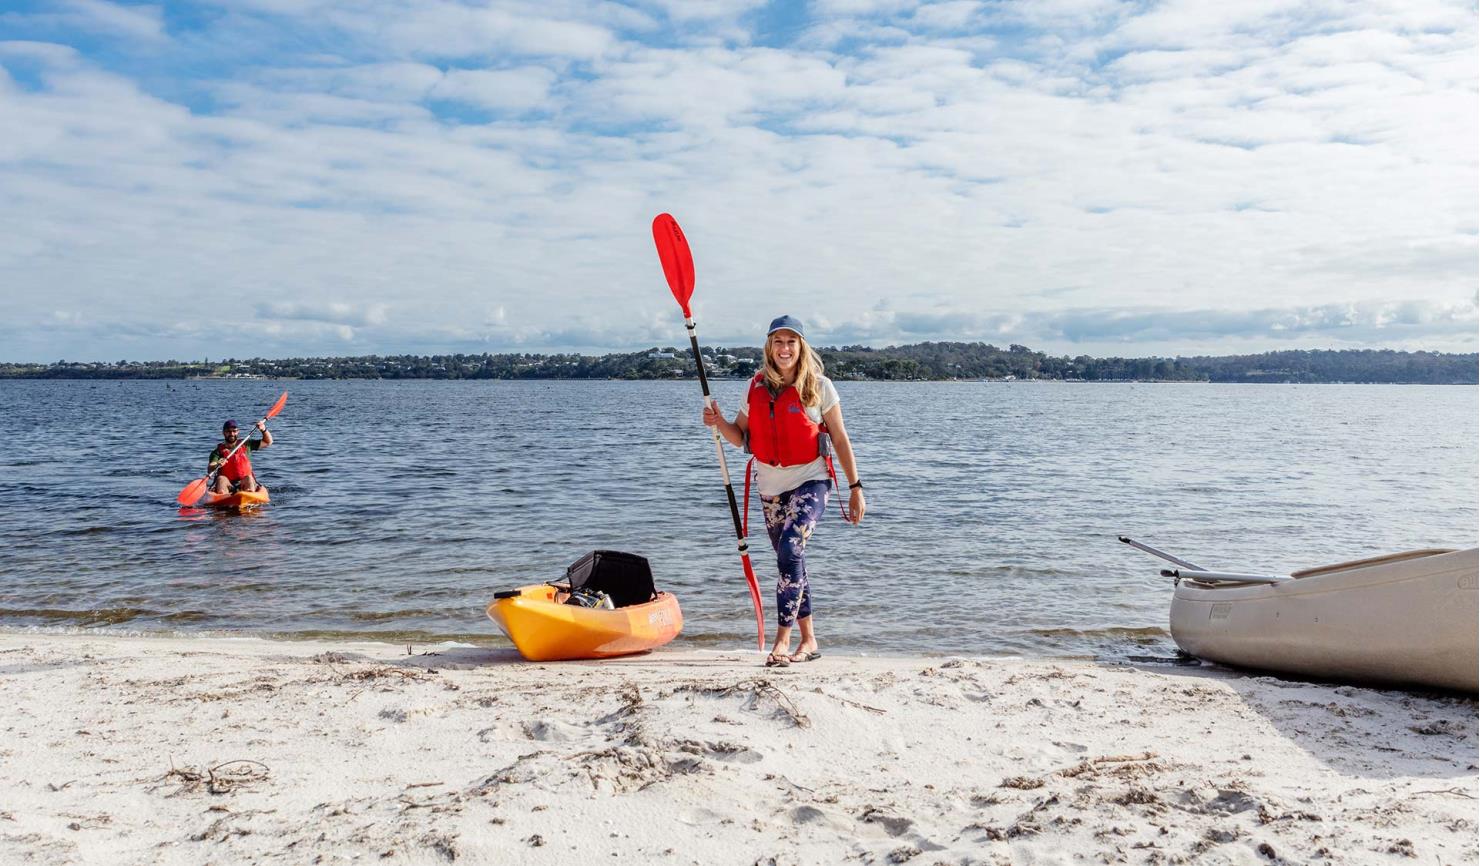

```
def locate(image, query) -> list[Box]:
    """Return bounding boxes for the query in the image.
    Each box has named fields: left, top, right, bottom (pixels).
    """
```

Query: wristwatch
left=849, top=480, right=864, bottom=490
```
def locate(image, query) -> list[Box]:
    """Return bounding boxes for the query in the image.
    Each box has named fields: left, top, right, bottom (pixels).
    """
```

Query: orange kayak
left=486, top=584, right=682, bottom=661
left=198, top=488, right=270, bottom=510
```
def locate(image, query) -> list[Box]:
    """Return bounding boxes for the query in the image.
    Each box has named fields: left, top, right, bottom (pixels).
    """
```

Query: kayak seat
left=563, top=550, right=658, bottom=609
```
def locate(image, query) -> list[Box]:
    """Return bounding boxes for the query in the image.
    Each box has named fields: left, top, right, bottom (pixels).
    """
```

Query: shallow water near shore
left=0, top=379, right=1474, bottom=659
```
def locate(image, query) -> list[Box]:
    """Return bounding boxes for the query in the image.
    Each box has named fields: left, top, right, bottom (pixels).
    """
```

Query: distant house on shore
left=648, top=351, right=676, bottom=359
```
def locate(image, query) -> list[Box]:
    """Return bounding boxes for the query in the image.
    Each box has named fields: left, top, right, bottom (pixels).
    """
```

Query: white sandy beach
left=0, top=633, right=1475, bottom=865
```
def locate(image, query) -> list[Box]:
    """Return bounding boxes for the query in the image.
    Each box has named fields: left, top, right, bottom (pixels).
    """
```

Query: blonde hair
left=762, top=329, right=825, bottom=407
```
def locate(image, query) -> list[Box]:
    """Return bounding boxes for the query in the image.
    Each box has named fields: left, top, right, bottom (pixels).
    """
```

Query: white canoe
left=1170, top=547, right=1478, bottom=692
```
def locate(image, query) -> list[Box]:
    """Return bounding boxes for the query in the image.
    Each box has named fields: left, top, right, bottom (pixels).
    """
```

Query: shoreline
left=0, top=376, right=1399, bottom=382
left=0, top=624, right=1162, bottom=653
left=0, top=623, right=1183, bottom=662
left=2, top=632, right=1474, bottom=864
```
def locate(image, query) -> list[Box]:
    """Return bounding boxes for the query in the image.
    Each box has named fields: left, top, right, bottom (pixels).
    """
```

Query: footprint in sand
left=522, top=719, right=583, bottom=742
left=676, top=807, right=726, bottom=826
left=697, top=741, right=763, bottom=763
left=789, top=805, right=851, bottom=832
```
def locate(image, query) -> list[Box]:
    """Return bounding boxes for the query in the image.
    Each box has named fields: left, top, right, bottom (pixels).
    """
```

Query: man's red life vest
left=215, top=441, right=254, bottom=482
left=746, top=374, right=823, bottom=467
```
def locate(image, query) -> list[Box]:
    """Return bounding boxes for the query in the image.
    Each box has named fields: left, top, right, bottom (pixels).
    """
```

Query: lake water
left=0, top=379, right=1474, bottom=660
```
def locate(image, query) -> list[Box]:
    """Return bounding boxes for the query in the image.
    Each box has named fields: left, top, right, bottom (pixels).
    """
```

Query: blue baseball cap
left=766, top=315, right=805, bottom=337
left=222, top=419, right=238, bottom=431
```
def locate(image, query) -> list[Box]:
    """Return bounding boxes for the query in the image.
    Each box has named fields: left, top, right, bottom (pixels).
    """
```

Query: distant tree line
left=1, top=344, right=1474, bottom=384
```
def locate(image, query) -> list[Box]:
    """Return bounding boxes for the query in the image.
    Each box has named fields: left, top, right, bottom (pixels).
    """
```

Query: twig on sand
left=676, top=679, right=811, bottom=729
left=339, top=666, right=435, bottom=703
left=207, top=760, right=270, bottom=794
left=736, top=680, right=809, bottom=728
left=1408, top=787, right=1477, bottom=799
left=342, top=666, right=436, bottom=682
left=163, top=758, right=270, bottom=794
left=1059, top=752, right=1159, bottom=779
left=812, top=688, right=886, bottom=715
left=165, top=755, right=204, bottom=785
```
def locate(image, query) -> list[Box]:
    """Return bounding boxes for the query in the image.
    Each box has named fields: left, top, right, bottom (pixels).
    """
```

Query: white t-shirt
left=738, top=375, right=841, bottom=497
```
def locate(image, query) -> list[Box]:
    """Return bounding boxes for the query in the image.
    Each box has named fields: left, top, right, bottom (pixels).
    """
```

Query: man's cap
left=222, top=419, right=238, bottom=431
left=766, top=315, right=805, bottom=337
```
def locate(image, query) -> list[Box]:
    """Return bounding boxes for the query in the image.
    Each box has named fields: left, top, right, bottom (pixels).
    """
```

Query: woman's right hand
left=702, top=402, right=722, bottom=427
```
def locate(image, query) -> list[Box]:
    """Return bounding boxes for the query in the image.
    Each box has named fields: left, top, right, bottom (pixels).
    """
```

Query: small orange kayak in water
left=486, top=584, right=682, bottom=661
left=198, top=488, right=270, bottom=510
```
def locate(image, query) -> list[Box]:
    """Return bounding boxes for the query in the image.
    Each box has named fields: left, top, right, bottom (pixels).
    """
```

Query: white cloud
left=65, top=0, right=165, bottom=40
left=0, top=1, right=1474, bottom=361
left=812, top=0, right=920, bottom=16
left=907, top=2, right=983, bottom=32
left=374, top=2, right=616, bottom=60
left=808, top=299, right=1479, bottom=355
left=642, top=0, right=769, bottom=23
left=430, top=67, right=557, bottom=111
left=258, top=301, right=390, bottom=327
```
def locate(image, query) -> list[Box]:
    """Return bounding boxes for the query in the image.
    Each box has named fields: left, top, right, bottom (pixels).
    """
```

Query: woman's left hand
left=848, top=487, right=866, bottom=525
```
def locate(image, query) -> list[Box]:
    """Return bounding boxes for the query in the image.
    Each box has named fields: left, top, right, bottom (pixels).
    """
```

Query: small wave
left=0, top=606, right=155, bottom=626
left=263, top=628, right=505, bottom=646
left=159, top=610, right=213, bottom=623
left=1027, top=626, right=1169, bottom=639
left=347, top=609, right=455, bottom=623
left=50, top=526, right=116, bottom=537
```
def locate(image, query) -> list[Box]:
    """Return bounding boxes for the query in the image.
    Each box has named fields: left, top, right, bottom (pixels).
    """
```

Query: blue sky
left=0, top=0, right=1475, bottom=362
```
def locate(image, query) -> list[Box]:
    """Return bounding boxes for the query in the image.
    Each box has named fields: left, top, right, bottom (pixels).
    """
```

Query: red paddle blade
left=176, top=476, right=208, bottom=506
left=652, top=213, right=695, bottom=317
left=740, top=553, right=766, bottom=651
left=265, top=391, right=288, bottom=420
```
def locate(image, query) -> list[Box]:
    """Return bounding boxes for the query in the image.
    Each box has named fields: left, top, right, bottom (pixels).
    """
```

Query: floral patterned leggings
left=760, top=479, right=831, bottom=627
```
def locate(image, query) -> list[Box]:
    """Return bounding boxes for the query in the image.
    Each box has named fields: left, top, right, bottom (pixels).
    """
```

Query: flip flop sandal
left=789, top=650, right=822, bottom=663
left=764, top=653, right=791, bottom=668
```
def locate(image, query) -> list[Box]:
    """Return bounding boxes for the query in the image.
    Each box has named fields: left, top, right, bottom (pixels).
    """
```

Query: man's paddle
left=652, top=213, right=767, bottom=652
left=176, top=391, right=288, bottom=506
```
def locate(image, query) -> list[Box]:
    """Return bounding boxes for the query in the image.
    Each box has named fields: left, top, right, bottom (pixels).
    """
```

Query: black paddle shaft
left=687, top=321, right=748, bottom=544
left=686, top=327, right=714, bottom=398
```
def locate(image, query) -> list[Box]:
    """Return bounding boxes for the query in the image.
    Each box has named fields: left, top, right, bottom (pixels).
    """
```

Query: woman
left=703, top=315, right=866, bottom=666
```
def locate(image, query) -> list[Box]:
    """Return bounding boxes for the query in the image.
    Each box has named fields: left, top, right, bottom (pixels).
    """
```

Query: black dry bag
left=563, top=550, right=657, bottom=609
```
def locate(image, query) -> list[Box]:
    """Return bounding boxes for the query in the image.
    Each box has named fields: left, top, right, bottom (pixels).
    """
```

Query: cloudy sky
left=0, top=0, right=1475, bottom=362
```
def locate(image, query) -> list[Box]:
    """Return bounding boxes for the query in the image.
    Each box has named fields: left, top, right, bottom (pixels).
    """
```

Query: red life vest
left=746, top=374, right=823, bottom=467
left=215, top=441, right=254, bottom=482
left=741, top=374, right=849, bottom=529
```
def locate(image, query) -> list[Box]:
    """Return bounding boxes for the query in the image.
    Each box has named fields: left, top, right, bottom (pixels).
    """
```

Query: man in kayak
left=209, top=419, right=272, bottom=494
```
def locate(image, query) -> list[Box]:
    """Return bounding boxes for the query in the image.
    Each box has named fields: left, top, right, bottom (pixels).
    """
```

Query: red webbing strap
left=826, top=456, right=849, bottom=522
left=742, top=457, right=754, bottom=537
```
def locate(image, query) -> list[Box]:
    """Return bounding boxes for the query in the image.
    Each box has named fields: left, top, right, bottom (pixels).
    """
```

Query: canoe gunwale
left=1290, top=547, right=1456, bottom=580
left=1174, top=550, right=1475, bottom=602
